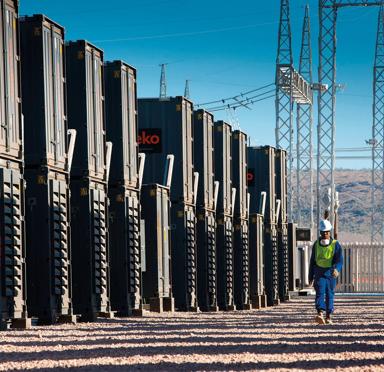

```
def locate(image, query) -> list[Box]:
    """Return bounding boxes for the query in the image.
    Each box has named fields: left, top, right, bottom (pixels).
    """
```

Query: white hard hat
left=319, top=219, right=332, bottom=232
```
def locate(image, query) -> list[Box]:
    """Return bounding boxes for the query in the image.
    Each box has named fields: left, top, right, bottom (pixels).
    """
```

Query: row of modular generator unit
left=137, top=104, right=269, bottom=313
left=0, top=6, right=175, bottom=325
left=0, top=4, right=295, bottom=327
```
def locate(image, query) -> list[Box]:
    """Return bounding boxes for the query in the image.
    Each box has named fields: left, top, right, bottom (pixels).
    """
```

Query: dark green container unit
left=214, top=121, right=235, bottom=311
left=66, top=40, right=113, bottom=321
left=193, top=110, right=218, bottom=312
left=141, top=183, right=174, bottom=313
left=138, top=97, right=198, bottom=311
left=248, top=146, right=279, bottom=306
left=275, top=149, right=290, bottom=301
left=0, top=0, right=30, bottom=330
left=104, top=61, right=143, bottom=316
left=232, top=130, right=251, bottom=310
left=20, top=15, right=76, bottom=325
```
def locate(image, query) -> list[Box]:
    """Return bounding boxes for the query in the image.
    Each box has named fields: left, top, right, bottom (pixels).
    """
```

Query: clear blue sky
left=20, top=0, right=380, bottom=169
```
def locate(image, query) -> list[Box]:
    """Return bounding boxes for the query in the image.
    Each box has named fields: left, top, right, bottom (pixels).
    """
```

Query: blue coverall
left=308, top=239, right=343, bottom=314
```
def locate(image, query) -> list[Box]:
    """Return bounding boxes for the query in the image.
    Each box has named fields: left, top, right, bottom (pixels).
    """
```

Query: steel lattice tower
left=296, top=5, right=314, bottom=234
left=318, top=0, right=382, bottom=233
left=184, top=79, right=190, bottom=99
left=317, top=1, right=338, bottom=229
left=372, top=4, right=384, bottom=242
left=276, top=0, right=312, bottom=222
left=159, top=63, right=167, bottom=100
left=276, top=0, right=294, bottom=221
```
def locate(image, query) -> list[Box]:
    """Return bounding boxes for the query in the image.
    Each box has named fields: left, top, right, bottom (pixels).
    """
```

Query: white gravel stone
left=0, top=297, right=383, bottom=371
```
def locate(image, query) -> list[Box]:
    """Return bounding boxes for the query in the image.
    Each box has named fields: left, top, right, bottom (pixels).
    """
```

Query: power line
left=195, top=83, right=274, bottom=107
left=206, top=89, right=275, bottom=111
left=209, top=93, right=275, bottom=112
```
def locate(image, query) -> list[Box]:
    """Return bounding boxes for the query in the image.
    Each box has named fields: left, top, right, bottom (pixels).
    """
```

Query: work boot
left=315, top=310, right=326, bottom=325
left=325, top=313, right=333, bottom=324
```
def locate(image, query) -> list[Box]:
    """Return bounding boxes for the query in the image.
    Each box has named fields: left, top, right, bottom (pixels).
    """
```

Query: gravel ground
left=0, top=296, right=383, bottom=371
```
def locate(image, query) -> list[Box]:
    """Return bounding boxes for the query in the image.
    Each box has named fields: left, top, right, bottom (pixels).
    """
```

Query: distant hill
left=334, top=170, right=371, bottom=242
left=292, top=169, right=373, bottom=242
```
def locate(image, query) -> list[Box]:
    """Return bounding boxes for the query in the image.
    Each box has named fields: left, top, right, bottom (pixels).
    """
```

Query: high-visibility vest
left=315, top=239, right=336, bottom=268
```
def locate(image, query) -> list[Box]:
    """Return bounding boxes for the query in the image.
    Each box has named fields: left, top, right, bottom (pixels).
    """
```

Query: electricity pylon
left=296, top=5, right=314, bottom=237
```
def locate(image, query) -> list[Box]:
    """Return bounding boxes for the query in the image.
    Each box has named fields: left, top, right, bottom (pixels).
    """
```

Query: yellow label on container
left=77, top=51, right=85, bottom=60
left=197, top=113, right=203, bottom=120
left=113, top=70, right=121, bottom=79
left=37, top=175, right=45, bottom=185
left=116, top=194, right=124, bottom=203
left=150, top=189, right=156, bottom=197
left=177, top=211, right=184, bottom=218
left=176, top=104, right=182, bottom=112
left=80, top=188, right=88, bottom=196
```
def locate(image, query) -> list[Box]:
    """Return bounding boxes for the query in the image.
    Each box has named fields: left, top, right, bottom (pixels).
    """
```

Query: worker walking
left=309, top=220, right=343, bottom=325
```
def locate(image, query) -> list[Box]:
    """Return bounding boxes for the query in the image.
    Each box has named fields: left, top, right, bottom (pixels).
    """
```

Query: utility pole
left=159, top=63, right=167, bottom=100
left=296, top=5, right=314, bottom=238
left=371, top=4, right=384, bottom=242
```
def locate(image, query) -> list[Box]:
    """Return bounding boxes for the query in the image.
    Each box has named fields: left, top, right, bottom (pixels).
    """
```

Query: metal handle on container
left=193, top=172, right=199, bottom=206
left=231, top=188, right=237, bottom=217
left=67, top=129, right=77, bottom=173
left=214, top=181, right=220, bottom=212
left=163, top=154, right=175, bottom=189
left=105, top=141, right=113, bottom=182
left=138, top=153, right=146, bottom=190
left=259, top=191, right=267, bottom=217
left=276, top=199, right=281, bottom=224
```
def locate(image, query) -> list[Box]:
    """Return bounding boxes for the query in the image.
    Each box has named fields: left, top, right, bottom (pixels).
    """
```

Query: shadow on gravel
left=21, top=358, right=384, bottom=371
left=1, top=337, right=383, bottom=363
left=1, top=333, right=383, bottom=349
